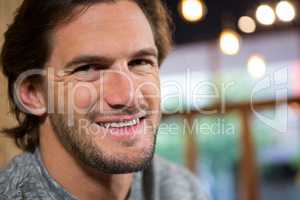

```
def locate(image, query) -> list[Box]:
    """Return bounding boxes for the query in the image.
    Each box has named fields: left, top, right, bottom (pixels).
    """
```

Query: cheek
left=73, top=85, right=96, bottom=109
left=139, top=79, right=161, bottom=108
left=141, top=83, right=161, bottom=128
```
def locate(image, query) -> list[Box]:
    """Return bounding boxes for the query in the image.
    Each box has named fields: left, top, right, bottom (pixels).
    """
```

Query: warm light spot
left=276, top=1, right=296, bottom=22
left=247, top=54, right=267, bottom=79
left=219, top=29, right=241, bottom=55
left=238, top=16, right=256, bottom=33
left=180, top=0, right=206, bottom=22
left=256, top=4, right=276, bottom=25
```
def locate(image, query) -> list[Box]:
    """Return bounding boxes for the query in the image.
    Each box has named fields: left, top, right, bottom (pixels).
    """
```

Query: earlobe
left=18, top=81, right=47, bottom=116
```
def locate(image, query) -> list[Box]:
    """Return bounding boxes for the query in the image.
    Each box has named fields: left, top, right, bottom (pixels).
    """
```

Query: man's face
left=45, top=1, right=161, bottom=173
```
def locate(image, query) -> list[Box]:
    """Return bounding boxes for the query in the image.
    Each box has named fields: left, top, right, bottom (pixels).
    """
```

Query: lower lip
left=95, top=118, right=145, bottom=141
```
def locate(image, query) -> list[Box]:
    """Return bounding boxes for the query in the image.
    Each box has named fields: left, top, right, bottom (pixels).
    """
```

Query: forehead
left=49, top=1, right=156, bottom=65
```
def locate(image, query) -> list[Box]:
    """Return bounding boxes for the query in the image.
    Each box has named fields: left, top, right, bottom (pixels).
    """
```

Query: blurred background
left=1, top=0, right=300, bottom=200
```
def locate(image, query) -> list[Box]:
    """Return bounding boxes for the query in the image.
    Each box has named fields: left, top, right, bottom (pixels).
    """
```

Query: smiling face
left=44, top=1, right=161, bottom=173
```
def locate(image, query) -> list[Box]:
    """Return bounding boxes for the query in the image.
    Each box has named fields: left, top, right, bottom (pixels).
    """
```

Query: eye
left=71, top=64, right=103, bottom=74
left=128, top=59, right=154, bottom=68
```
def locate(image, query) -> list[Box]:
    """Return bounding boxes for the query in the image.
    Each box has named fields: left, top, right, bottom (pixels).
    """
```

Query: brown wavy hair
left=1, top=0, right=172, bottom=152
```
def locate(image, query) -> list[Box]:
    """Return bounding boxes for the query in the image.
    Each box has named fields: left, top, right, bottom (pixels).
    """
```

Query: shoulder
left=0, top=152, right=35, bottom=185
left=151, top=156, right=210, bottom=200
left=0, top=152, right=39, bottom=199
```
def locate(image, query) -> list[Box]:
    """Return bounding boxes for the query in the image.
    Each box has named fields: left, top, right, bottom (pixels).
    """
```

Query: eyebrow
left=64, top=47, right=158, bottom=69
left=132, top=47, right=158, bottom=59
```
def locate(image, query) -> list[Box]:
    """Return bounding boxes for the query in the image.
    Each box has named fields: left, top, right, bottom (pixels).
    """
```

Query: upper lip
left=94, top=112, right=146, bottom=124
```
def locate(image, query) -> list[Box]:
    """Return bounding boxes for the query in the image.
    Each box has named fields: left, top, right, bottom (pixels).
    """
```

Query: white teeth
left=98, top=118, right=140, bottom=128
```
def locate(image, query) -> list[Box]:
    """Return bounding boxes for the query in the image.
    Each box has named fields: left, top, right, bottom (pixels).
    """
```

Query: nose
left=103, top=70, right=136, bottom=109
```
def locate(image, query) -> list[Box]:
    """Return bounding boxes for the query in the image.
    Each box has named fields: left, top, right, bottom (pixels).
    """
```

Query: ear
left=18, top=80, right=47, bottom=116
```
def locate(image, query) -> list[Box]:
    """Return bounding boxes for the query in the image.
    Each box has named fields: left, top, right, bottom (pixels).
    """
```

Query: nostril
left=107, top=103, right=127, bottom=110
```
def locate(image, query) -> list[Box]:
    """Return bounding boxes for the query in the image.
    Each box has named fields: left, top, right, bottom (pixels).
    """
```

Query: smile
left=97, top=118, right=140, bottom=129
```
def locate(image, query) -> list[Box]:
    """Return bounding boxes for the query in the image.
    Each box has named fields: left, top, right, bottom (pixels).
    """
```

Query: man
left=0, top=0, right=208, bottom=199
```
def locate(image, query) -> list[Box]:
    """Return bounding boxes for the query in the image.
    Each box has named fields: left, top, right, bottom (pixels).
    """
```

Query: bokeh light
left=256, top=4, right=276, bottom=26
left=219, top=29, right=241, bottom=55
left=276, top=1, right=296, bottom=22
left=247, top=54, right=267, bottom=79
left=180, top=0, right=206, bottom=22
left=238, top=16, right=256, bottom=33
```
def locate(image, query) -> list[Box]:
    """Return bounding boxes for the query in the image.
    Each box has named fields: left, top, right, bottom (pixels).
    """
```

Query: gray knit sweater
left=0, top=149, right=209, bottom=200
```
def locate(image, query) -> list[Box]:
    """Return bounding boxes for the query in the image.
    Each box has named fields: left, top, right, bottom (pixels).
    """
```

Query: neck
left=39, top=119, right=133, bottom=200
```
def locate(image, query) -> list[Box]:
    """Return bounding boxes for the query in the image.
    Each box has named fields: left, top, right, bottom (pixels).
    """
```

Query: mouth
left=92, top=115, right=147, bottom=141
left=94, top=111, right=147, bottom=128
left=96, top=117, right=144, bottom=129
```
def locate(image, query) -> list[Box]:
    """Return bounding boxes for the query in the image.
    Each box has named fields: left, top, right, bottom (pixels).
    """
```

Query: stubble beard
left=48, top=112, right=157, bottom=174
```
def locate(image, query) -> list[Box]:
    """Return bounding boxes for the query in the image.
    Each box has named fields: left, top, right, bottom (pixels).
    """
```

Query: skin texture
left=19, top=1, right=161, bottom=200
